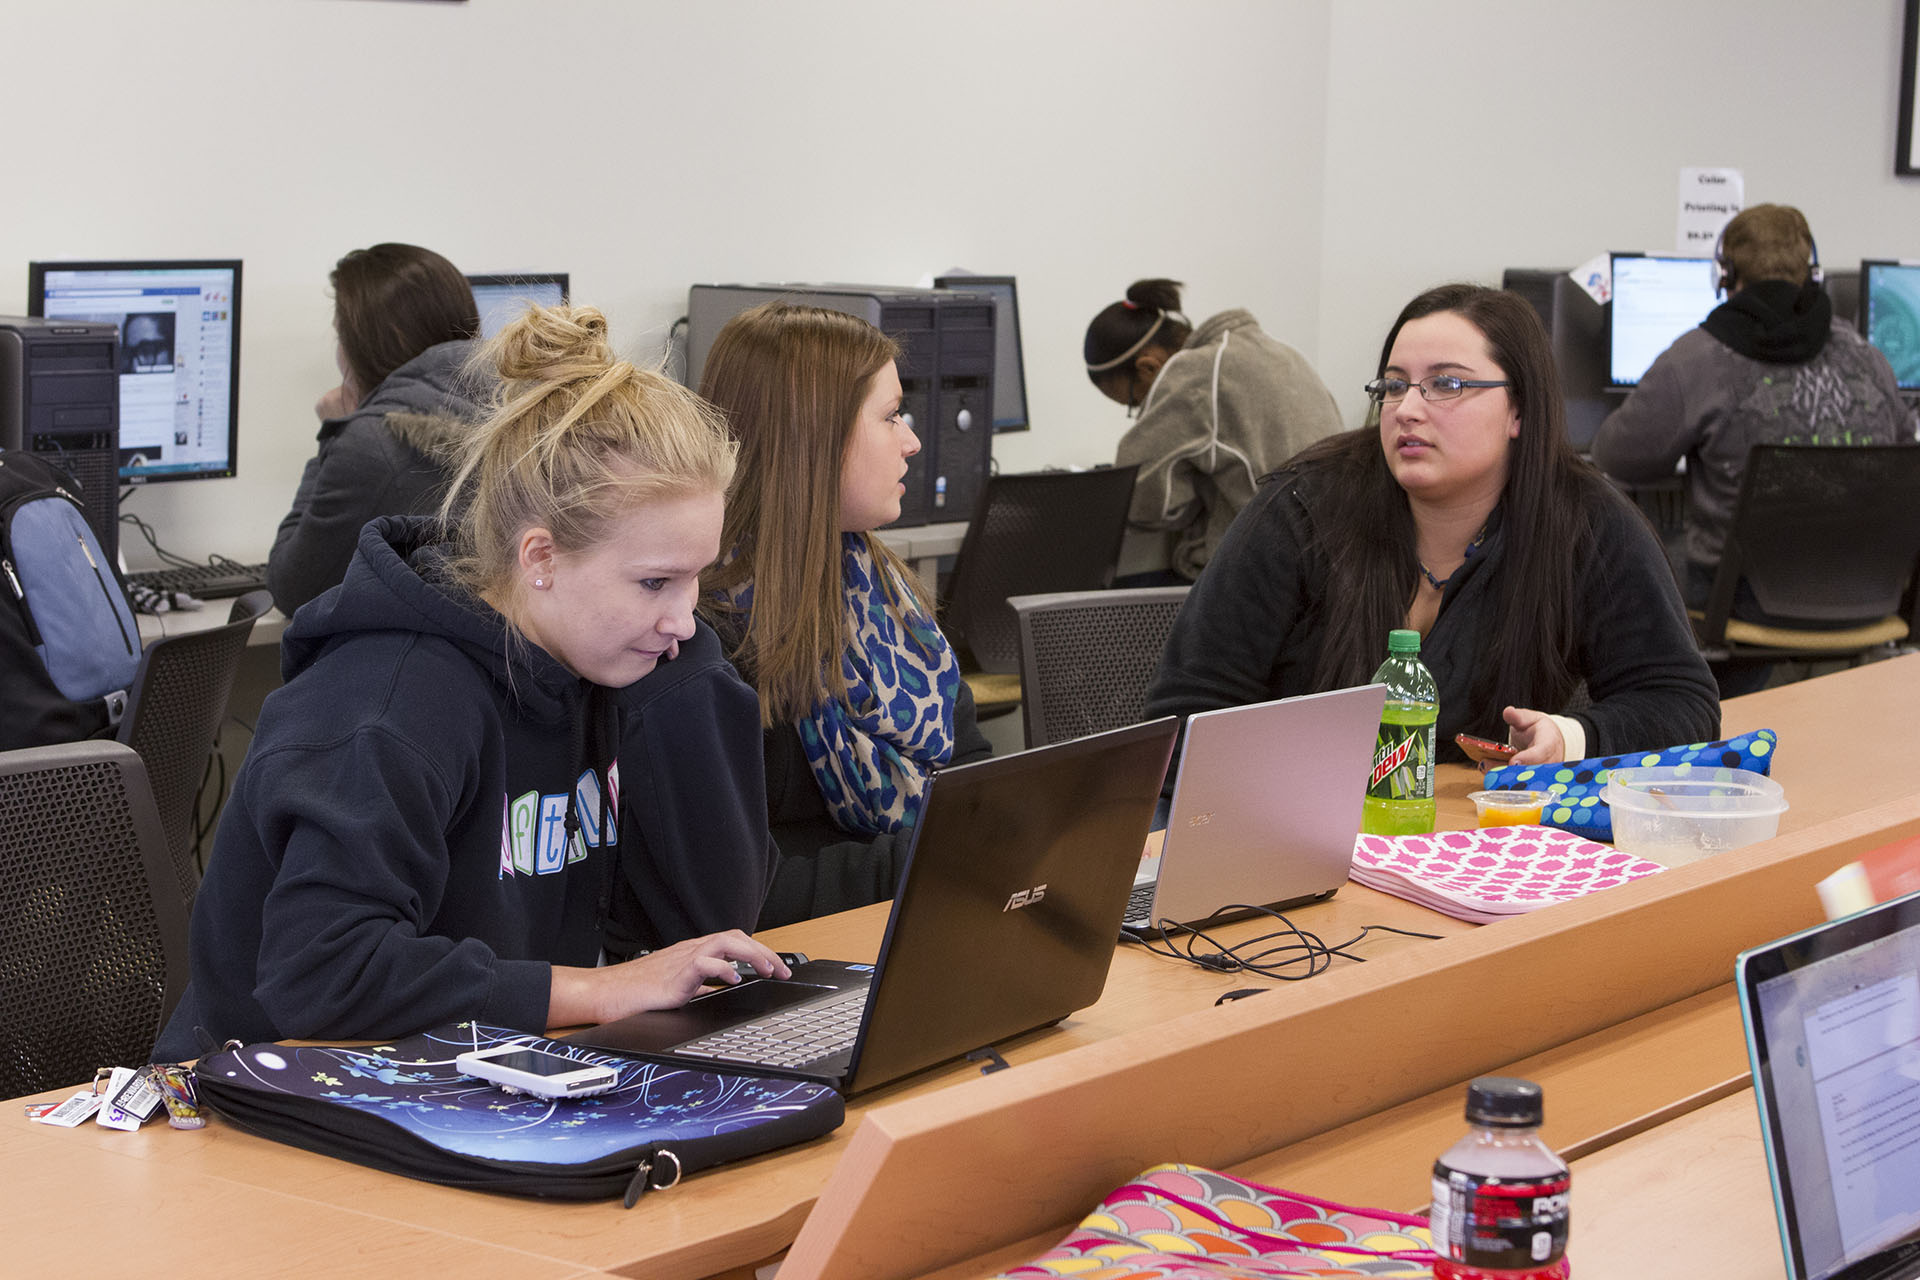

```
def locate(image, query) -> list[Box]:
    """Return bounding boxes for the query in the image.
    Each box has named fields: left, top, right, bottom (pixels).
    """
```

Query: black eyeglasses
left=1364, top=374, right=1511, bottom=403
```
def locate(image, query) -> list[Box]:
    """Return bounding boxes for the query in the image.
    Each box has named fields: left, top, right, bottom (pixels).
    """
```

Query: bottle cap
left=1387, top=628, right=1421, bottom=654
left=1464, top=1076, right=1544, bottom=1127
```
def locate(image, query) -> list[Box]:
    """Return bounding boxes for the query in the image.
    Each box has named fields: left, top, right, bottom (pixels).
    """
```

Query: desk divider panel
left=781, top=791, right=1920, bottom=1280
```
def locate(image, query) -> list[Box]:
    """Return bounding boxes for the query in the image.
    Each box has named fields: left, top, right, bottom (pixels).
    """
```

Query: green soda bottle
left=1362, top=629, right=1438, bottom=835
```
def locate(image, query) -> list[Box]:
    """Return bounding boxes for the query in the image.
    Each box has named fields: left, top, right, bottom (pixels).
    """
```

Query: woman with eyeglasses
left=1146, top=283, right=1718, bottom=768
left=1083, top=278, right=1343, bottom=582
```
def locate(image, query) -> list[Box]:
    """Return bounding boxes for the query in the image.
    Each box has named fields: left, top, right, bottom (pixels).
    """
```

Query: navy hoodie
left=155, top=516, right=774, bottom=1059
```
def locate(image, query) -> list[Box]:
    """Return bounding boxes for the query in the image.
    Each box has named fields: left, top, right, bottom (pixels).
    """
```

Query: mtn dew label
left=1362, top=630, right=1439, bottom=836
left=1369, top=702, right=1437, bottom=801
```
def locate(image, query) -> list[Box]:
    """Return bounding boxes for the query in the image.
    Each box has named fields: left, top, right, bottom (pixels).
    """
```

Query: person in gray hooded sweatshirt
left=1083, top=278, right=1344, bottom=582
left=268, top=243, right=493, bottom=616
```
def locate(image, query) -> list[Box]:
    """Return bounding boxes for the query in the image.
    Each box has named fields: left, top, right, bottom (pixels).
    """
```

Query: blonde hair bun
left=489, top=304, right=616, bottom=386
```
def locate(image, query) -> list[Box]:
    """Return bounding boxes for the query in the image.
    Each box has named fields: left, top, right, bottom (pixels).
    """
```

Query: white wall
left=1316, top=0, right=1920, bottom=424
left=2, top=0, right=1332, bottom=565
left=11, top=0, right=1920, bottom=568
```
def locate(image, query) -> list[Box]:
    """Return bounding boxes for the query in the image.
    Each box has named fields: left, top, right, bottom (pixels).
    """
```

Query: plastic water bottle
left=1430, top=1077, right=1570, bottom=1280
left=1361, top=628, right=1437, bottom=835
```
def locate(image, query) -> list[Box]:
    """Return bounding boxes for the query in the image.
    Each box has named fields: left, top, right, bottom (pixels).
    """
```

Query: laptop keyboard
left=673, top=985, right=870, bottom=1069
left=1123, top=880, right=1157, bottom=928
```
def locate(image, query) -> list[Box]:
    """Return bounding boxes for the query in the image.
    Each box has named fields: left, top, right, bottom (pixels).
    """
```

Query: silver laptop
left=1123, top=683, right=1385, bottom=936
left=1737, top=891, right=1920, bottom=1280
left=568, top=717, right=1178, bottom=1094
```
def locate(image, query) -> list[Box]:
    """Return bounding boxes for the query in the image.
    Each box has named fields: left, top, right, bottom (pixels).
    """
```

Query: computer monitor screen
left=1607, top=253, right=1719, bottom=388
left=28, top=259, right=242, bottom=483
left=467, top=273, right=569, bottom=339
left=1859, top=260, right=1920, bottom=390
left=935, top=274, right=1029, bottom=432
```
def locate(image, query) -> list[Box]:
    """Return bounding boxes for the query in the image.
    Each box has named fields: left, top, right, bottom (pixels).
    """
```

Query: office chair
left=1692, top=444, right=1920, bottom=664
left=117, top=589, right=272, bottom=906
left=1011, top=586, right=1191, bottom=749
left=937, top=466, right=1140, bottom=716
left=0, top=740, right=188, bottom=1098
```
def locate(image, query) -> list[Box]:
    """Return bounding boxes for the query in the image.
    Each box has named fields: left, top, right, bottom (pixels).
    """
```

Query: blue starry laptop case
left=193, top=1021, right=843, bottom=1205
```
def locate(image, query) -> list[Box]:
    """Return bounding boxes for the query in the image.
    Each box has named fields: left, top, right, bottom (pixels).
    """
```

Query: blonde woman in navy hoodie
left=157, top=306, right=782, bottom=1059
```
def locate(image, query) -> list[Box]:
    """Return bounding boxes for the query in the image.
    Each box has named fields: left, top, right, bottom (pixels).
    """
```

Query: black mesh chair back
left=0, top=740, right=186, bottom=1098
left=1697, top=444, right=1920, bottom=656
left=1011, top=586, right=1190, bottom=748
left=938, top=466, right=1140, bottom=675
left=117, top=590, right=270, bottom=905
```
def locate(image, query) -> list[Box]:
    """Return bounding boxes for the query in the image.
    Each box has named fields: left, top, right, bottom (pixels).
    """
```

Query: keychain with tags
left=95, top=1066, right=166, bottom=1131
left=33, top=1090, right=105, bottom=1128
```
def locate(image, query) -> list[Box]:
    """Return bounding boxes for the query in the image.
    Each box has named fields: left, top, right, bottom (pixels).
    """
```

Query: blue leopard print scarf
left=725, top=536, right=960, bottom=837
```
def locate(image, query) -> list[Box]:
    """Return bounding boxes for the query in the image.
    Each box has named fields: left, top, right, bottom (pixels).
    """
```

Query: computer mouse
left=726, top=952, right=809, bottom=980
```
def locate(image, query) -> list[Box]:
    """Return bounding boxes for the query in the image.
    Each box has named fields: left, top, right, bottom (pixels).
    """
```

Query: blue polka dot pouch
left=1483, top=728, right=1778, bottom=843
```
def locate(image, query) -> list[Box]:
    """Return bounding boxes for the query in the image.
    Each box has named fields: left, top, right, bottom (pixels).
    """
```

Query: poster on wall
left=1899, top=0, right=1920, bottom=174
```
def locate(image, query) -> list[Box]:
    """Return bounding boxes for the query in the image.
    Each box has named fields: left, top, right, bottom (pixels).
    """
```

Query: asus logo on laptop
left=1003, top=884, right=1047, bottom=911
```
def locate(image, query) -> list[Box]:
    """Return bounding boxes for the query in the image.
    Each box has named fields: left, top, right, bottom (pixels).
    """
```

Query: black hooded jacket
left=155, top=517, right=774, bottom=1058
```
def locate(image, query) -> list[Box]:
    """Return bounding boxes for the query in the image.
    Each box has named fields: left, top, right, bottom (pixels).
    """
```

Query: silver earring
left=533, top=578, right=545, bottom=588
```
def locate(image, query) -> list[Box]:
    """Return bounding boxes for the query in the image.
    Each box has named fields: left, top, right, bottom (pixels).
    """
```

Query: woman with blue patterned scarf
left=699, top=303, right=994, bottom=927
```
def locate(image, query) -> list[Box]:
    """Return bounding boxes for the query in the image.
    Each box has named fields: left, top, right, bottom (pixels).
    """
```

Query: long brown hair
left=331, top=243, right=479, bottom=397
left=697, top=303, right=924, bottom=724
left=1302, top=283, right=1609, bottom=716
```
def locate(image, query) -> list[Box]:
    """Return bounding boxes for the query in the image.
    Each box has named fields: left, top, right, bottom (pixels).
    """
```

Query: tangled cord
left=1123, top=904, right=1442, bottom=981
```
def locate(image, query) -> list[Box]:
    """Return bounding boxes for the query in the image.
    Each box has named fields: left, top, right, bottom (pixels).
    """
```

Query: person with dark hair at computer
left=267, top=242, right=492, bottom=616
left=155, top=305, right=783, bottom=1059
left=1083, top=278, right=1344, bottom=582
left=1591, top=204, right=1914, bottom=694
left=697, top=303, right=993, bottom=929
left=1147, top=283, right=1719, bottom=769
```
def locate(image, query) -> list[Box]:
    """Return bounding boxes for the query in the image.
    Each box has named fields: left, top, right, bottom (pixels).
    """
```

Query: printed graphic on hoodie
left=498, top=761, right=620, bottom=878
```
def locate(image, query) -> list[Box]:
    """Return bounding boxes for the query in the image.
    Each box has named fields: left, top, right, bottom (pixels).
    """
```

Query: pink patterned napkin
left=1351, top=825, right=1665, bottom=923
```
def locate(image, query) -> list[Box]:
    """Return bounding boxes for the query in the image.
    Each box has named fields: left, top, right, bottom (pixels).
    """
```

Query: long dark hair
left=1301, top=283, right=1604, bottom=717
left=331, top=243, right=479, bottom=397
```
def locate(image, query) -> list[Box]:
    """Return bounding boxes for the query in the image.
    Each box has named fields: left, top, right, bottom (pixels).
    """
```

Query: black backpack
left=0, top=449, right=140, bottom=750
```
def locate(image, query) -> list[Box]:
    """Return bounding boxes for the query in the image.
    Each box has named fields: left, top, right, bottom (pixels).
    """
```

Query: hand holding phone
left=455, top=1043, right=619, bottom=1099
left=1455, top=733, right=1517, bottom=765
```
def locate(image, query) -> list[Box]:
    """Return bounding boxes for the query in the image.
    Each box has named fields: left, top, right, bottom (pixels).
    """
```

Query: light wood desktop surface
left=9, top=655, right=1919, bottom=1278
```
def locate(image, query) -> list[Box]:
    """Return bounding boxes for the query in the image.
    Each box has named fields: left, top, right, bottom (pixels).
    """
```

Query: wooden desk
left=3, top=884, right=1459, bottom=1280
left=12, top=656, right=1918, bottom=1278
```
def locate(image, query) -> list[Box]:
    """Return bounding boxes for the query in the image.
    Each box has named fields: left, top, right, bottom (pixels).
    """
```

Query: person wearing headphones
left=1591, top=204, right=1914, bottom=692
left=1083, top=279, right=1344, bottom=582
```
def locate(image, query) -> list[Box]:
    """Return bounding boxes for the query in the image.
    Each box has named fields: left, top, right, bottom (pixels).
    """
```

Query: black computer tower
left=1501, top=270, right=1608, bottom=452
left=0, top=316, right=121, bottom=559
left=686, top=284, right=995, bottom=527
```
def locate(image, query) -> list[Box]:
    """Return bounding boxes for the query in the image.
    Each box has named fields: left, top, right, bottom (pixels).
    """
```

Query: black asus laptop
left=568, top=717, right=1178, bottom=1094
left=1737, top=890, right=1920, bottom=1280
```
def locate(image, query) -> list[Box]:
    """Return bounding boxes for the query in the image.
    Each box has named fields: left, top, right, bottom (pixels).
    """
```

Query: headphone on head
left=1714, top=214, right=1822, bottom=298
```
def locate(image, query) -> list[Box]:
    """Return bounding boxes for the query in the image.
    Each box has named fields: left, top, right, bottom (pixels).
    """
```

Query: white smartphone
left=455, top=1043, right=620, bottom=1099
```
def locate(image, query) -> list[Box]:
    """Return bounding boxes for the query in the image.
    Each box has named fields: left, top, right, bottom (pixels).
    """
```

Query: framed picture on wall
left=1900, top=0, right=1920, bottom=174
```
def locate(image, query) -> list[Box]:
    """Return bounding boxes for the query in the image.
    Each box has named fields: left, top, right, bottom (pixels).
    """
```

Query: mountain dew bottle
left=1362, top=629, right=1438, bottom=836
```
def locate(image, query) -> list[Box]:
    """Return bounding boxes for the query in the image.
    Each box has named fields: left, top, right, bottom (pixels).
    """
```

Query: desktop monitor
left=934, top=274, right=1029, bottom=433
left=1859, top=259, right=1920, bottom=390
left=28, top=259, right=242, bottom=483
left=1607, top=252, right=1720, bottom=388
left=467, top=273, right=569, bottom=339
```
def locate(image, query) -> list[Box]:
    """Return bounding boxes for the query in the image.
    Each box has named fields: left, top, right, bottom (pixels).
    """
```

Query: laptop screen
left=1740, top=892, right=1920, bottom=1280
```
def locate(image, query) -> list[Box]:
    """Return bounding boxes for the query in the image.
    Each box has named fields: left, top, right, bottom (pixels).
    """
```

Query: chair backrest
left=1699, top=444, right=1920, bottom=641
left=117, top=591, right=269, bottom=904
left=1012, top=586, right=1191, bottom=748
left=0, top=740, right=187, bottom=1097
left=939, top=466, right=1140, bottom=674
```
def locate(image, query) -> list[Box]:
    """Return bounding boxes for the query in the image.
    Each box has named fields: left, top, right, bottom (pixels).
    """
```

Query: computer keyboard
left=125, top=561, right=270, bottom=600
left=1123, top=880, right=1157, bottom=928
left=673, top=986, right=869, bottom=1069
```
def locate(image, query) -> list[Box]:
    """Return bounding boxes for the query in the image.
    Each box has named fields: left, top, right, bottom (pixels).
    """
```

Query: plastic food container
left=1602, top=766, right=1788, bottom=866
left=1466, top=789, right=1552, bottom=828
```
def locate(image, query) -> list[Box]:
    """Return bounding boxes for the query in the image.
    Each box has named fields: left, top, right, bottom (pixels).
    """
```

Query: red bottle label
left=1430, top=1162, right=1569, bottom=1276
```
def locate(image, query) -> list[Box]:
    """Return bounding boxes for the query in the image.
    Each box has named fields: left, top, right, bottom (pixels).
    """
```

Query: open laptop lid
left=1737, top=891, right=1920, bottom=1280
left=845, top=715, right=1178, bottom=1091
left=1143, top=683, right=1385, bottom=930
